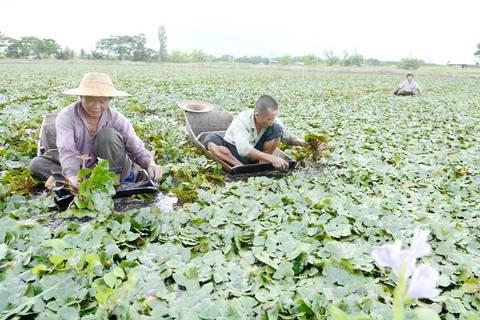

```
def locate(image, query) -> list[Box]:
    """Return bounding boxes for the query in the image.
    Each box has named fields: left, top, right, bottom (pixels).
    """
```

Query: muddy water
left=114, top=193, right=178, bottom=212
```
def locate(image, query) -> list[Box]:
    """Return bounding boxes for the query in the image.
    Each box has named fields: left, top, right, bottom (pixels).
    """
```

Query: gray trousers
left=29, top=128, right=133, bottom=183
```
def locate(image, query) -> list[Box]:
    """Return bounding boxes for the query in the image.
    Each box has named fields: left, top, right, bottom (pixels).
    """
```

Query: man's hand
left=147, top=161, right=162, bottom=182
left=270, top=156, right=289, bottom=171
left=292, top=137, right=307, bottom=147
left=66, top=175, right=80, bottom=193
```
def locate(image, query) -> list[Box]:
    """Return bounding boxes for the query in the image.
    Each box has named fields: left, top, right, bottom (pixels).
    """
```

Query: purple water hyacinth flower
left=409, top=229, right=431, bottom=259
left=372, top=229, right=440, bottom=300
left=407, top=264, right=440, bottom=299
left=71, top=256, right=80, bottom=266
left=372, top=240, right=414, bottom=277
left=372, top=229, right=432, bottom=275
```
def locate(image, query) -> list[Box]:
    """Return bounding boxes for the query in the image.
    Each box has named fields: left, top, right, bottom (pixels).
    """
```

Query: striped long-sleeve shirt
left=56, top=100, right=152, bottom=177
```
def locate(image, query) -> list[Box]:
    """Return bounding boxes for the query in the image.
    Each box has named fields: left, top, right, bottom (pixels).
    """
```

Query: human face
left=407, top=75, right=414, bottom=82
left=81, top=96, right=112, bottom=118
left=255, top=109, right=278, bottom=129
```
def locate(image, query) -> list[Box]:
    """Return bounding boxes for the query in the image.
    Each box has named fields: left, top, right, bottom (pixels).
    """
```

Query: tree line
left=1, top=27, right=477, bottom=68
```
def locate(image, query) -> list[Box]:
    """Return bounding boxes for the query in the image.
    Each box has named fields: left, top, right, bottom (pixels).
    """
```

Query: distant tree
left=134, top=47, right=157, bottom=62
left=398, top=57, right=424, bottom=70
left=79, top=49, right=89, bottom=59
left=365, top=58, right=382, bottom=66
left=191, top=49, right=208, bottom=62
left=216, top=54, right=234, bottom=62
left=157, top=25, right=167, bottom=62
left=95, top=34, right=156, bottom=61
left=131, top=34, right=157, bottom=61
left=95, top=36, right=130, bottom=59
left=91, top=50, right=106, bottom=60
left=42, top=39, right=61, bottom=58
left=475, top=43, right=480, bottom=62
left=324, top=50, right=339, bottom=66
left=5, top=39, right=26, bottom=58
left=167, top=50, right=191, bottom=63
left=56, top=47, right=75, bottom=60
left=301, top=54, right=318, bottom=65
left=6, top=37, right=60, bottom=59
left=0, top=32, right=7, bottom=50
left=278, top=55, right=292, bottom=65
left=342, top=51, right=364, bottom=66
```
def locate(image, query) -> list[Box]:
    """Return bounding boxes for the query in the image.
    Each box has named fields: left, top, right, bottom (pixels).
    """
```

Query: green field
left=1, top=62, right=480, bottom=319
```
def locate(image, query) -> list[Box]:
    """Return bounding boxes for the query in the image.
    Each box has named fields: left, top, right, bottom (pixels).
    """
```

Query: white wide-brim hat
left=63, top=72, right=130, bottom=97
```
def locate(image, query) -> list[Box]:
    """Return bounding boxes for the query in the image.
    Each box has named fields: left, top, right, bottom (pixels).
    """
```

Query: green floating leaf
left=273, top=261, right=295, bottom=279
left=32, top=263, right=48, bottom=275
left=49, top=255, right=65, bottom=267
left=461, top=278, right=480, bottom=293
left=103, top=272, right=118, bottom=288
left=329, top=305, right=371, bottom=320
left=414, top=307, right=440, bottom=320
left=324, top=216, right=352, bottom=238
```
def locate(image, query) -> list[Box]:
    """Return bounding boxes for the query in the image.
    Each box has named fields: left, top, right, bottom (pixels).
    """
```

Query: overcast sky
left=1, top=0, right=479, bottom=64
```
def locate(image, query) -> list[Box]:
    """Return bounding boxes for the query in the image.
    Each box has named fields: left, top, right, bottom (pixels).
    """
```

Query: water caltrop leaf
left=2, top=62, right=480, bottom=320
left=324, top=216, right=352, bottom=238
left=104, top=272, right=118, bottom=288
left=460, top=278, right=480, bottom=293
left=32, top=263, right=48, bottom=275
left=273, top=261, right=294, bottom=279
left=414, top=307, right=441, bottom=320
left=49, top=255, right=65, bottom=267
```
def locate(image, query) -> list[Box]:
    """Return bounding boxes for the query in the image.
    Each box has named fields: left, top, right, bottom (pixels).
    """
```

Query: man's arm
left=415, top=82, right=422, bottom=93
left=245, top=148, right=288, bottom=170
left=113, top=111, right=162, bottom=181
left=56, top=113, right=82, bottom=178
left=231, top=121, right=288, bottom=170
left=113, top=111, right=153, bottom=170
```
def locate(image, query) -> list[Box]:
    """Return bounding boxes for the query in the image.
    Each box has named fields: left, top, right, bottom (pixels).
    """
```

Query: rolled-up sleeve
left=113, top=112, right=153, bottom=169
left=56, top=113, right=82, bottom=177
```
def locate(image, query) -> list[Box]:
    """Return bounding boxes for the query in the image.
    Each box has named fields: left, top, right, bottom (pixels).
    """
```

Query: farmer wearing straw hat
left=29, top=72, right=162, bottom=191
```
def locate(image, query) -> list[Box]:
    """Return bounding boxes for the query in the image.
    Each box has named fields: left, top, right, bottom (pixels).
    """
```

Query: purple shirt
left=56, top=100, right=153, bottom=177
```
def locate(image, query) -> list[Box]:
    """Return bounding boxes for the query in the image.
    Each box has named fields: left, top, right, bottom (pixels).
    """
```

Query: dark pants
left=29, top=128, right=134, bottom=183
left=203, top=123, right=283, bottom=164
left=394, top=88, right=415, bottom=96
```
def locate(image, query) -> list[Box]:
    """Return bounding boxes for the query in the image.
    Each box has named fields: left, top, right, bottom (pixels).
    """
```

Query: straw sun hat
left=63, top=72, right=130, bottom=97
left=176, top=100, right=214, bottom=113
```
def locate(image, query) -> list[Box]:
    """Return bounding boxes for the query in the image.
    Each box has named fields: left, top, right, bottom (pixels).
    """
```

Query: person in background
left=394, top=73, right=422, bottom=96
